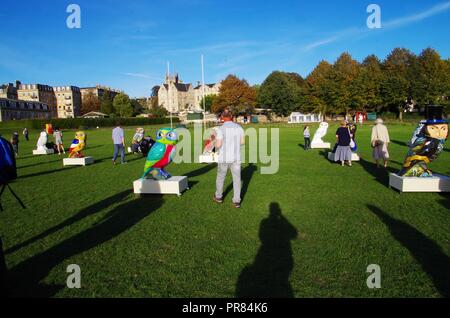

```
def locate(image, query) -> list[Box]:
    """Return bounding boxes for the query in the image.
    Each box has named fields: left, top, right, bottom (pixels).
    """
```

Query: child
left=53, top=127, right=65, bottom=155
left=303, top=126, right=311, bottom=150
left=10, top=132, right=19, bottom=157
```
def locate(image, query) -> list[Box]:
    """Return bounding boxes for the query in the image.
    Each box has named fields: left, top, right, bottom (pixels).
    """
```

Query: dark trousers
left=113, top=144, right=125, bottom=163
left=304, top=137, right=311, bottom=150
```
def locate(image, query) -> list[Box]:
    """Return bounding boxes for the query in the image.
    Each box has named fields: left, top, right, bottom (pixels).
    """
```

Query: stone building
left=54, top=86, right=82, bottom=118
left=156, top=74, right=221, bottom=113
left=80, top=85, right=121, bottom=104
left=0, top=82, right=18, bottom=100
left=17, top=83, right=57, bottom=117
left=0, top=98, right=51, bottom=121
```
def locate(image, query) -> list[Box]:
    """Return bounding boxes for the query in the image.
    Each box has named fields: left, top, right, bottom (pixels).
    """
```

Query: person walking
left=303, top=125, right=311, bottom=150
left=334, top=120, right=353, bottom=167
left=371, top=118, right=390, bottom=168
left=53, top=127, right=65, bottom=155
left=10, top=132, right=19, bottom=157
left=23, top=128, right=29, bottom=141
left=112, top=122, right=126, bottom=165
left=213, top=111, right=245, bottom=208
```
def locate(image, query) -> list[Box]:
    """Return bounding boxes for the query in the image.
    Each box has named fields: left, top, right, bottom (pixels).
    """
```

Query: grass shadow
left=18, top=166, right=77, bottom=179
left=185, top=164, right=216, bottom=179
left=367, top=204, right=450, bottom=297
left=235, top=202, right=298, bottom=298
left=5, top=190, right=132, bottom=255
left=6, top=194, right=164, bottom=297
left=359, top=157, right=398, bottom=187
left=391, top=140, right=408, bottom=147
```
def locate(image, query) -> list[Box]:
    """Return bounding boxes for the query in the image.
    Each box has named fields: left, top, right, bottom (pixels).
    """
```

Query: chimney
left=15, top=80, right=21, bottom=88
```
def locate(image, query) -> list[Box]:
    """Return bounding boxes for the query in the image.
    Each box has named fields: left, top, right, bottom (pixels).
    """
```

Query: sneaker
left=233, top=202, right=241, bottom=208
left=213, top=196, right=223, bottom=204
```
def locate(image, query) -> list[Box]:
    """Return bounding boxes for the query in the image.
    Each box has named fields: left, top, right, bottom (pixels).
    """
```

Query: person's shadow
left=6, top=195, right=164, bottom=297
left=235, top=203, right=298, bottom=298
left=368, top=204, right=450, bottom=297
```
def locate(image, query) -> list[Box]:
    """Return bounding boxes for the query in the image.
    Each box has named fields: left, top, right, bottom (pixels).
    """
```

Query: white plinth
left=63, top=156, right=94, bottom=166
left=133, top=176, right=189, bottom=196
left=199, top=154, right=218, bottom=164
left=389, top=173, right=450, bottom=193
left=328, top=152, right=360, bottom=162
left=33, top=149, right=54, bottom=155
left=311, top=142, right=331, bottom=149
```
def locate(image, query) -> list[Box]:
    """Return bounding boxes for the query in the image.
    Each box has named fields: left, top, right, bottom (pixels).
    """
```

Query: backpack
left=0, top=137, right=25, bottom=211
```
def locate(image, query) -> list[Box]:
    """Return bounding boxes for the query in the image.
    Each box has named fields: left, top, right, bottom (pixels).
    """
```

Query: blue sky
left=1, top=0, right=449, bottom=97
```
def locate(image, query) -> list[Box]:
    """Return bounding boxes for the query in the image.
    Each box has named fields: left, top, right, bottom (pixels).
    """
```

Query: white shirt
left=216, top=121, right=244, bottom=163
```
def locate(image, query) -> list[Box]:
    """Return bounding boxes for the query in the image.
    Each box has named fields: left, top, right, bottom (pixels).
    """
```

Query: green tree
left=330, top=52, right=360, bottom=117
left=305, top=60, right=334, bottom=116
left=100, top=90, right=114, bottom=115
left=113, top=93, right=133, bottom=118
left=198, top=94, right=217, bottom=112
left=212, top=75, right=256, bottom=115
left=380, top=48, right=417, bottom=121
left=350, top=55, right=384, bottom=112
left=150, top=105, right=168, bottom=118
left=258, top=71, right=304, bottom=117
left=81, top=91, right=100, bottom=115
left=411, top=48, right=450, bottom=107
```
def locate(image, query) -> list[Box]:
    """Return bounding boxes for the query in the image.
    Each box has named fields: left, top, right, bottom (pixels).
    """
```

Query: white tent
left=288, top=112, right=322, bottom=124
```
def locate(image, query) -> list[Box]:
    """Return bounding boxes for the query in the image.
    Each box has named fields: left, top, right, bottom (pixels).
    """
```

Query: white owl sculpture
left=37, top=131, right=48, bottom=151
left=312, top=122, right=329, bottom=144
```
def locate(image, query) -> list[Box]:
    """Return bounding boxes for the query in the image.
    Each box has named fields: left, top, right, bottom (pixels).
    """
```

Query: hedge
left=0, top=117, right=180, bottom=130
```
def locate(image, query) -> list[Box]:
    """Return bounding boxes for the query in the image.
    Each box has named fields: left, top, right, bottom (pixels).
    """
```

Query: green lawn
left=0, top=123, right=449, bottom=298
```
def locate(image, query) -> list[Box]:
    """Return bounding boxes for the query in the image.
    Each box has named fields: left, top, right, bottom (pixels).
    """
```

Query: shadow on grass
left=18, top=166, right=77, bottom=179
left=6, top=190, right=132, bottom=255
left=359, top=158, right=398, bottom=187
left=368, top=204, right=450, bottom=297
left=17, top=158, right=63, bottom=170
left=185, top=164, right=216, bottom=179
left=236, top=202, right=297, bottom=298
left=391, top=140, right=408, bottom=147
left=223, top=163, right=257, bottom=204
left=6, top=193, right=164, bottom=297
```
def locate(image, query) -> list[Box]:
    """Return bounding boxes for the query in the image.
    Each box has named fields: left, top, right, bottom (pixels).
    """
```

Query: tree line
left=211, top=47, right=450, bottom=120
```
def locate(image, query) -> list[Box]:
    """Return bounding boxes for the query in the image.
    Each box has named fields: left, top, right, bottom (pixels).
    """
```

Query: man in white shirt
left=213, top=111, right=245, bottom=208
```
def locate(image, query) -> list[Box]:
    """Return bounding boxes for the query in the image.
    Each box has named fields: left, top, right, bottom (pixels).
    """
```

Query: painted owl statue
left=398, top=106, right=448, bottom=177
left=312, top=122, right=329, bottom=144
left=203, top=127, right=220, bottom=156
left=68, top=131, right=87, bottom=158
left=133, top=128, right=145, bottom=144
left=142, top=128, right=178, bottom=180
left=37, top=131, right=48, bottom=151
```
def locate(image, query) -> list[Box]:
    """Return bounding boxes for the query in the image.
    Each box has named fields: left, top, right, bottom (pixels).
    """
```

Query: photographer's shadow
left=235, top=202, right=298, bottom=298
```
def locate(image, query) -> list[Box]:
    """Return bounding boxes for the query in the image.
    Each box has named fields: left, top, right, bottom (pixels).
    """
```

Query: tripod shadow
left=223, top=163, right=257, bottom=204
left=7, top=194, right=164, bottom=297
left=368, top=204, right=450, bottom=297
left=6, top=190, right=132, bottom=255
left=236, top=203, right=298, bottom=298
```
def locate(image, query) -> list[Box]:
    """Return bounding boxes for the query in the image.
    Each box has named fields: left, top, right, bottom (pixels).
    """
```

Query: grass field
left=0, top=123, right=449, bottom=298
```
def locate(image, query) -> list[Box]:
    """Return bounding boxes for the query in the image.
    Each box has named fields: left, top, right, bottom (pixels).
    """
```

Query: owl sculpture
left=398, top=106, right=448, bottom=177
left=142, top=128, right=178, bottom=180
left=203, top=127, right=220, bottom=156
left=68, top=131, right=87, bottom=158
left=312, top=122, right=329, bottom=144
left=36, top=131, right=48, bottom=151
left=133, top=128, right=145, bottom=144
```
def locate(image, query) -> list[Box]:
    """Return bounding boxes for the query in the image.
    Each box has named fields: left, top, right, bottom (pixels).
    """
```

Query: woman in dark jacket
left=335, top=121, right=353, bottom=166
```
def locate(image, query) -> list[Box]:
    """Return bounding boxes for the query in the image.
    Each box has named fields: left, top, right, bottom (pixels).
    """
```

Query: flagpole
left=201, top=54, right=206, bottom=132
left=167, top=61, right=173, bottom=129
